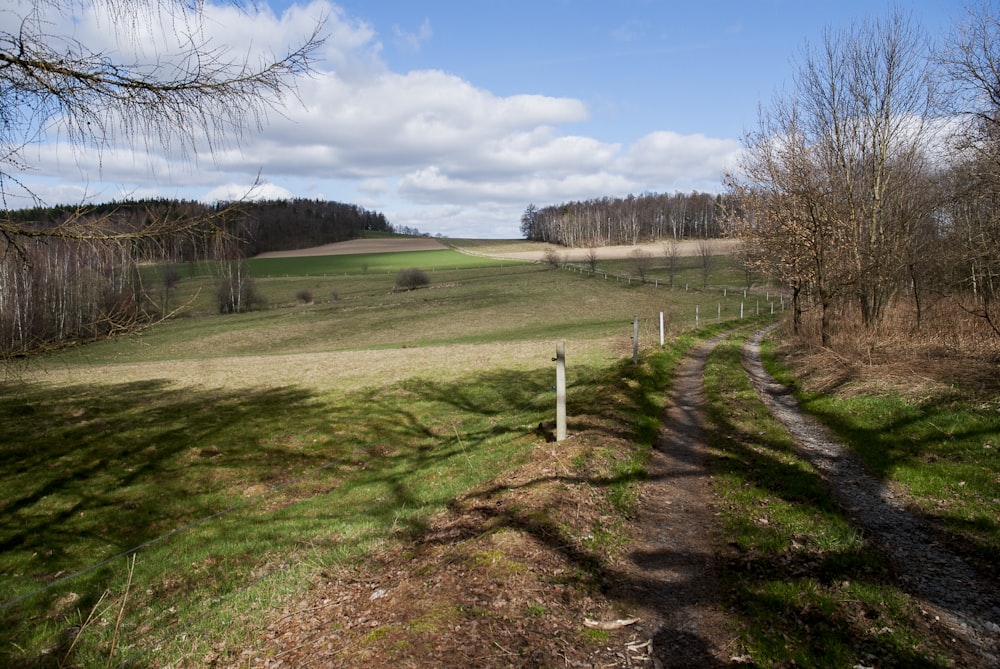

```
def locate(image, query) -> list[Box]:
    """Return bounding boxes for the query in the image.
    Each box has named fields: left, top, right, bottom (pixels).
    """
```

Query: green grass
left=55, top=259, right=779, bottom=371
left=0, top=366, right=554, bottom=666
left=246, top=248, right=510, bottom=277
left=581, top=253, right=758, bottom=291
left=2, top=248, right=761, bottom=667
left=704, top=333, right=954, bottom=668
left=759, top=338, right=1000, bottom=570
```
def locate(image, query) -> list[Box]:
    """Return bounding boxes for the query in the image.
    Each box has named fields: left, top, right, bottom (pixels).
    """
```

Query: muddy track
left=742, top=325, right=1000, bottom=667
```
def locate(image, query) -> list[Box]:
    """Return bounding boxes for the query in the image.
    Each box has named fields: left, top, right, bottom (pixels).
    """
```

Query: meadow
left=0, top=243, right=772, bottom=667
left=4, top=239, right=993, bottom=668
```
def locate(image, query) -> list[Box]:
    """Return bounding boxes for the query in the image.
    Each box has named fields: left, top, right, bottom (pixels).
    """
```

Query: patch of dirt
left=226, top=339, right=742, bottom=668
left=467, top=239, right=740, bottom=263
left=254, top=238, right=448, bottom=258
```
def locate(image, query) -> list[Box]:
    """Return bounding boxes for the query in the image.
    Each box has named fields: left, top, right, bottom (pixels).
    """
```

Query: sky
left=5, top=0, right=963, bottom=238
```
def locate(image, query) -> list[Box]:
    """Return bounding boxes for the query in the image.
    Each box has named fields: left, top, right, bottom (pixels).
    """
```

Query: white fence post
left=555, top=341, right=567, bottom=442
left=632, top=315, right=639, bottom=364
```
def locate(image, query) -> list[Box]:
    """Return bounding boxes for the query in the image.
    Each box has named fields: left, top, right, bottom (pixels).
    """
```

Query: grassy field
left=1, top=245, right=767, bottom=667
left=4, top=240, right=992, bottom=667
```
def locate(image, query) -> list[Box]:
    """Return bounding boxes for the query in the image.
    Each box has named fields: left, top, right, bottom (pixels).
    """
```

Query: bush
left=542, top=247, right=563, bottom=269
left=295, top=289, right=313, bottom=304
left=394, top=267, right=430, bottom=291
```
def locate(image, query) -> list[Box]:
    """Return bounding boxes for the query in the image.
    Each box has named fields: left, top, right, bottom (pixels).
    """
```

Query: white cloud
left=621, top=131, right=741, bottom=189
left=7, top=0, right=738, bottom=238
left=202, top=182, right=296, bottom=203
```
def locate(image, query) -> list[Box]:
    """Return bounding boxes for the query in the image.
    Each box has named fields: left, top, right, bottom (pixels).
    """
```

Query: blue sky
left=6, top=0, right=963, bottom=237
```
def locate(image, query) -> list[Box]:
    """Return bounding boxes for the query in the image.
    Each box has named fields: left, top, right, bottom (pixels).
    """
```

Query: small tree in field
left=395, top=268, right=430, bottom=291
left=628, top=249, right=652, bottom=283
left=586, top=244, right=599, bottom=273
left=662, top=239, right=681, bottom=288
left=217, top=260, right=265, bottom=313
left=542, top=248, right=563, bottom=269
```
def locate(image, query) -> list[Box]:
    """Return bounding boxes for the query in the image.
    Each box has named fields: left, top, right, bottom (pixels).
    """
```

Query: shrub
left=542, top=247, right=563, bottom=269
left=295, top=288, right=313, bottom=304
left=394, top=268, right=430, bottom=291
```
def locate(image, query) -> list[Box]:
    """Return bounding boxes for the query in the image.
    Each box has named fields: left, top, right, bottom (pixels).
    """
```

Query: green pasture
left=75, top=256, right=781, bottom=368
left=1, top=241, right=995, bottom=667
left=247, top=248, right=509, bottom=277
left=2, top=246, right=763, bottom=667
left=578, top=253, right=754, bottom=290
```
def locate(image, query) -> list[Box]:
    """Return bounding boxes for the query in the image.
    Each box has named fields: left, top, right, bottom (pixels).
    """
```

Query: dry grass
left=26, top=338, right=623, bottom=392
left=780, top=299, right=1000, bottom=399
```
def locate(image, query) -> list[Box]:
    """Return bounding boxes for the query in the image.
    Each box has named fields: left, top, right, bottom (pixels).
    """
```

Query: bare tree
left=628, top=248, right=652, bottom=283
left=542, top=247, right=563, bottom=270
left=728, top=8, right=937, bottom=345
left=696, top=238, right=716, bottom=289
left=937, top=1, right=1000, bottom=336
left=585, top=243, right=599, bottom=273
left=1, top=0, right=324, bottom=211
left=661, top=238, right=681, bottom=288
left=0, top=0, right=324, bottom=355
left=800, top=10, right=936, bottom=327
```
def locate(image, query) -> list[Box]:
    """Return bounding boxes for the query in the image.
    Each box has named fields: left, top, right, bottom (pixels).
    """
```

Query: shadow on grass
left=704, top=338, right=958, bottom=668
left=762, top=346, right=1000, bottom=569
left=0, top=363, right=558, bottom=666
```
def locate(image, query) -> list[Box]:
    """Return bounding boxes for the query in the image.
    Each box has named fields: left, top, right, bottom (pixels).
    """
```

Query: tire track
left=742, top=325, right=1000, bottom=666
left=622, top=333, right=739, bottom=668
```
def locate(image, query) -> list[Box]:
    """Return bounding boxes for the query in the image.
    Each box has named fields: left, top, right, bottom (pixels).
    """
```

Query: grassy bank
left=704, top=331, right=998, bottom=668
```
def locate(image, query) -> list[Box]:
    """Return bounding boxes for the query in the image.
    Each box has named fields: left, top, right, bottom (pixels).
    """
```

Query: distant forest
left=5, top=198, right=395, bottom=262
left=520, top=191, right=728, bottom=247
left=0, top=197, right=396, bottom=357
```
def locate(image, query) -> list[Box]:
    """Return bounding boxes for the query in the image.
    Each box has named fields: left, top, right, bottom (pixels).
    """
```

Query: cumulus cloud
left=620, top=131, right=741, bottom=190
left=9, top=0, right=740, bottom=237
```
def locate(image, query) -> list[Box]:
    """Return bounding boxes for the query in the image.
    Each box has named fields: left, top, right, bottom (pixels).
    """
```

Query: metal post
left=555, top=341, right=566, bottom=441
left=632, top=315, right=639, bottom=364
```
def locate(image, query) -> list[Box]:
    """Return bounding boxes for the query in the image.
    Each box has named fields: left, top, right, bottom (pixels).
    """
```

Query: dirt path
left=227, top=325, right=997, bottom=667
left=613, top=333, right=740, bottom=666
left=743, top=325, right=1000, bottom=667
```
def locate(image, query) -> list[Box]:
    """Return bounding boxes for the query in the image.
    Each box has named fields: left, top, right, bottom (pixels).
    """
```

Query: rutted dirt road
left=233, top=317, right=997, bottom=667
left=743, top=326, right=1000, bottom=667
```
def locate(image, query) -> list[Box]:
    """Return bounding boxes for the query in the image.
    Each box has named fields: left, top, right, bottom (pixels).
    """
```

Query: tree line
left=520, top=191, right=727, bottom=247
left=0, top=198, right=392, bottom=357
left=725, top=3, right=1000, bottom=350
